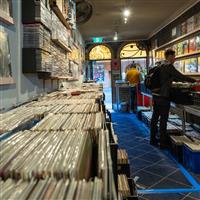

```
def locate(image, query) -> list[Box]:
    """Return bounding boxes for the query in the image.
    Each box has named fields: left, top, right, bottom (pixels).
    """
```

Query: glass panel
left=121, top=58, right=147, bottom=80
left=89, top=45, right=111, bottom=60
left=120, top=43, right=147, bottom=58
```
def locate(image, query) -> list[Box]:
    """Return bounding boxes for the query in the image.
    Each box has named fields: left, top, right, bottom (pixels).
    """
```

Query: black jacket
left=158, top=62, right=195, bottom=98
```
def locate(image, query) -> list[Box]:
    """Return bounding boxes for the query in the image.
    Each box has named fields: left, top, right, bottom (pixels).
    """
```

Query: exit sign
left=92, top=37, right=103, bottom=43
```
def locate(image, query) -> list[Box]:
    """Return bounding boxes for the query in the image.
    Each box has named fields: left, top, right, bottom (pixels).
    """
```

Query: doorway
left=92, top=60, right=112, bottom=108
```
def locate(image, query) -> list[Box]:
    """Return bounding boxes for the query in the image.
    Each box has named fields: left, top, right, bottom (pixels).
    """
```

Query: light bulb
left=123, top=9, right=130, bottom=17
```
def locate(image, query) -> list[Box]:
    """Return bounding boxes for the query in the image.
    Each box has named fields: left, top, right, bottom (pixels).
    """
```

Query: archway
left=120, top=43, right=147, bottom=80
left=88, top=44, right=113, bottom=109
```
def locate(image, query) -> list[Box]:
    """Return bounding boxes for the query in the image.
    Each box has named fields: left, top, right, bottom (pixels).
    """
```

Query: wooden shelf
left=51, top=76, right=78, bottom=81
left=175, top=51, right=200, bottom=59
left=0, top=10, right=14, bottom=25
left=49, top=0, right=71, bottom=30
left=52, top=39, right=72, bottom=52
left=0, top=77, right=15, bottom=85
left=182, top=73, right=200, bottom=76
left=155, top=28, right=200, bottom=51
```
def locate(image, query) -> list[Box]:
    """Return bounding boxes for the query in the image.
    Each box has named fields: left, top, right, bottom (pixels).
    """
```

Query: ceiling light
left=123, top=9, right=130, bottom=17
left=124, top=20, right=127, bottom=24
left=124, top=17, right=128, bottom=21
left=114, top=32, right=118, bottom=41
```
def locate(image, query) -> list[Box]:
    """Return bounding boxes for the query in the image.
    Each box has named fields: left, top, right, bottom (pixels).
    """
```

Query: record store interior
left=1, top=0, right=200, bottom=200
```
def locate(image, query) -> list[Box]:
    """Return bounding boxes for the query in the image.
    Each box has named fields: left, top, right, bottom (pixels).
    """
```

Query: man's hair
left=130, top=61, right=136, bottom=68
left=165, top=49, right=175, bottom=58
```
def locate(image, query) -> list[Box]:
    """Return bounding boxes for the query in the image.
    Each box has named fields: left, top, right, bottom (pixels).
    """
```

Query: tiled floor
left=111, top=112, right=200, bottom=200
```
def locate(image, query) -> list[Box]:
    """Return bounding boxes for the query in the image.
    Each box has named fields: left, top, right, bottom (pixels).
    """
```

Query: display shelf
left=175, top=51, right=200, bottom=59
left=52, top=39, right=72, bottom=52
left=0, top=77, right=15, bottom=85
left=51, top=76, right=77, bottom=81
left=155, top=28, right=200, bottom=51
left=182, top=73, right=200, bottom=76
left=0, top=10, right=14, bottom=25
left=49, top=0, right=71, bottom=30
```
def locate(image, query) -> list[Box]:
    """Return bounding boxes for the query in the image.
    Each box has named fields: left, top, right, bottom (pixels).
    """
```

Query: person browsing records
left=125, top=62, right=141, bottom=113
left=150, top=49, right=196, bottom=149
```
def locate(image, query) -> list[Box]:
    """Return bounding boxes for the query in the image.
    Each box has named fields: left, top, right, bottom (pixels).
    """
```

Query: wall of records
left=156, top=34, right=200, bottom=74
left=0, top=0, right=85, bottom=111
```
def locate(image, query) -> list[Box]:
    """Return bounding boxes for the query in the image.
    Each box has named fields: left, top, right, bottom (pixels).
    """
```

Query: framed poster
left=0, top=0, right=14, bottom=24
left=0, top=27, right=14, bottom=84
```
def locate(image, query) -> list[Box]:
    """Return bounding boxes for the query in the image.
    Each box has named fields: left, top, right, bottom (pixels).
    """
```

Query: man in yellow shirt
left=125, top=62, right=141, bottom=113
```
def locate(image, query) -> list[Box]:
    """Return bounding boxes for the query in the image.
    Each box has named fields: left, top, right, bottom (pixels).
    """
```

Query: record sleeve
left=181, top=21, right=187, bottom=35
left=187, top=16, right=195, bottom=33
left=189, top=37, right=196, bottom=53
left=196, top=35, right=200, bottom=52
left=185, top=58, right=198, bottom=73
left=182, top=40, right=189, bottom=54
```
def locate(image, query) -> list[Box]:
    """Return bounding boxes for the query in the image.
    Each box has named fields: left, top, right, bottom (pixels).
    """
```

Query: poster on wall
left=0, top=27, right=14, bottom=84
left=0, top=0, right=14, bottom=24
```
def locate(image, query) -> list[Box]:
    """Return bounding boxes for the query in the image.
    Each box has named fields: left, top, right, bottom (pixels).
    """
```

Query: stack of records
left=98, top=130, right=117, bottom=200
left=185, top=131, right=200, bottom=140
left=0, top=130, right=92, bottom=180
left=51, top=12, right=69, bottom=46
left=118, top=149, right=128, bottom=165
left=35, top=1, right=51, bottom=30
left=32, top=113, right=104, bottom=131
left=0, top=177, right=103, bottom=199
left=48, top=104, right=100, bottom=114
left=51, top=43, right=70, bottom=77
left=23, top=24, right=51, bottom=52
left=118, top=174, right=131, bottom=197
left=35, top=49, right=52, bottom=72
left=0, top=106, right=50, bottom=134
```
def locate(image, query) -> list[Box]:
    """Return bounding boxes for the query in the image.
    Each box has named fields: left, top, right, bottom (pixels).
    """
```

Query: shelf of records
left=0, top=178, right=103, bottom=200
left=0, top=84, right=104, bottom=135
left=0, top=0, right=14, bottom=25
left=171, top=11, right=200, bottom=39
left=22, top=0, right=73, bottom=31
left=0, top=87, right=120, bottom=199
left=156, top=34, right=200, bottom=60
left=0, top=130, right=117, bottom=199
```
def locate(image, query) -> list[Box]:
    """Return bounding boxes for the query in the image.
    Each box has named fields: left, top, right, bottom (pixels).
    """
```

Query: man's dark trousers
left=150, top=95, right=170, bottom=147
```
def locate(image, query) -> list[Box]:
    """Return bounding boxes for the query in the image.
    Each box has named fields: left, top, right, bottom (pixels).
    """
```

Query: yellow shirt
left=126, top=68, right=140, bottom=86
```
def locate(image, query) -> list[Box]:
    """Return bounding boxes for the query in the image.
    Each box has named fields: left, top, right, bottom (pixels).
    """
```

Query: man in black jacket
left=150, top=49, right=196, bottom=149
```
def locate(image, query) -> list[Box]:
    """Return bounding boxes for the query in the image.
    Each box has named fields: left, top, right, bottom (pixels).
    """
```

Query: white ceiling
left=78, top=0, right=199, bottom=42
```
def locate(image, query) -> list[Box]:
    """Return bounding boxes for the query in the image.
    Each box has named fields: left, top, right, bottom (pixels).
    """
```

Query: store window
left=89, top=45, right=112, bottom=60
left=120, top=43, right=147, bottom=80
left=120, top=43, right=147, bottom=58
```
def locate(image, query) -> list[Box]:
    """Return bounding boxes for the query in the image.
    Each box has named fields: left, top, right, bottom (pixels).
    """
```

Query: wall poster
left=0, top=26, right=14, bottom=84
left=0, top=0, right=14, bottom=24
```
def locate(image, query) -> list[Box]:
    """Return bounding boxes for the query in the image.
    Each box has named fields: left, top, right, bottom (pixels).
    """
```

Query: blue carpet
left=111, top=112, right=200, bottom=200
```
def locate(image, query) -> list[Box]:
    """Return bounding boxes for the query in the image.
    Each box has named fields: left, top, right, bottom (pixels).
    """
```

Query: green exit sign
left=92, top=37, right=103, bottom=43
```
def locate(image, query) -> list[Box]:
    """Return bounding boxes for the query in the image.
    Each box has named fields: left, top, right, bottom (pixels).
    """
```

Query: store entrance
left=92, top=60, right=112, bottom=108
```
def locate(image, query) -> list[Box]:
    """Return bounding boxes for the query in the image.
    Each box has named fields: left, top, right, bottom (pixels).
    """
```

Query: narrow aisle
left=111, top=112, right=200, bottom=200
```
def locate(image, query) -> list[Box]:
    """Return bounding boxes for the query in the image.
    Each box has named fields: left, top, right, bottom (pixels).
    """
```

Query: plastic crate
left=170, top=135, right=191, bottom=163
left=183, top=143, right=200, bottom=173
